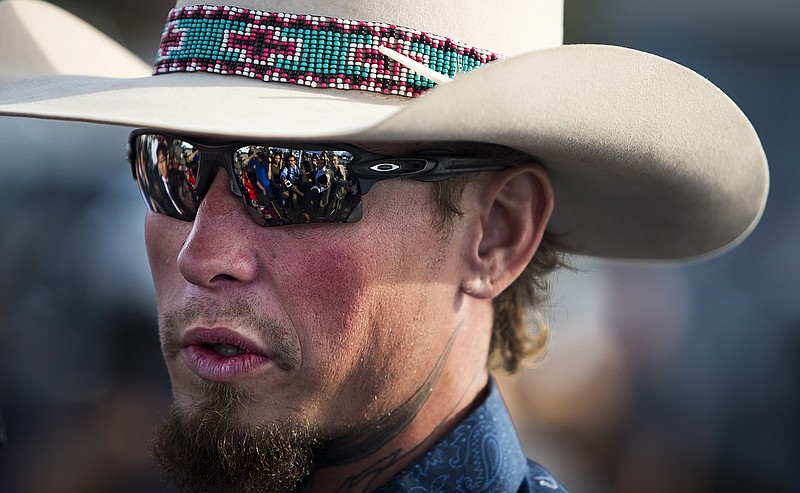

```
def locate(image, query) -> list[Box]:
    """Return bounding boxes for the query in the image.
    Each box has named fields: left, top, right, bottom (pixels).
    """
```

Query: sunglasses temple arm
left=357, top=157, right=506, bottom=193
left=412, top=158, right=508, bottom=182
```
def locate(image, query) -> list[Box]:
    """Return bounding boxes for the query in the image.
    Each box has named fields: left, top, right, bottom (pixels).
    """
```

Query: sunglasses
left=128, top=130, right=508, bottom=227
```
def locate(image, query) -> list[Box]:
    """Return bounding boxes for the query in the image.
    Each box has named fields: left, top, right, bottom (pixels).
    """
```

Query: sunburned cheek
left=281, top=236, right=417, bottom=383
left=284, top=247, right=425, bottom=420
left=286, top=245, right=374, bottom=338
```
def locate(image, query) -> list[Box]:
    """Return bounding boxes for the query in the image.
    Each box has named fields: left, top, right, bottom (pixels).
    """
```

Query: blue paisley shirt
left=376, top=380, right=568, bottom=493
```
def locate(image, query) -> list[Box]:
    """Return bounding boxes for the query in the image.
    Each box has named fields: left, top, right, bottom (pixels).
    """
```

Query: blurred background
left=0, top=1, right=797, bottom=492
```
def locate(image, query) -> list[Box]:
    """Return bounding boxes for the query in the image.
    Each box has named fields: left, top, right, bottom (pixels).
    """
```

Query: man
left=241, top=146, right=278, bottom=219
left=282, top=154, right=301, bottom=183
left=281, top=153, right=304, bottom=210
left=328, top=153, right=349, bottom=215
left=0, top=0, right=768, bottom=492
left=313, top=153, right=335, bottom=216
left=245, top=148, right=272, bottom=197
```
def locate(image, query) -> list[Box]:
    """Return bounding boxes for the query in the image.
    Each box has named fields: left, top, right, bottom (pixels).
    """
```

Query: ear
left=461, top=164, right=554, bottom=299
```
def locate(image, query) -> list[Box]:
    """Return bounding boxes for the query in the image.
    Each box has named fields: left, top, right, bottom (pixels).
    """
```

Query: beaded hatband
left=154, top=5, right=503, bottom=98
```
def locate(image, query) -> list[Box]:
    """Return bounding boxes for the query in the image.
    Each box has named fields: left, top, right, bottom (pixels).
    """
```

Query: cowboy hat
left=0, top=0, right=768, bottom=260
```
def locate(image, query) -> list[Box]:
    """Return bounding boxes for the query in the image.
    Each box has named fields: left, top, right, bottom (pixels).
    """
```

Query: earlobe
left=461, top=164, right=553, bottom=299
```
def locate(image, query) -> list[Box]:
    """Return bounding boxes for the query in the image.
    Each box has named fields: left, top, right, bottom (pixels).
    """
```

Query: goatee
left=150, top=382, right=320, bottom=493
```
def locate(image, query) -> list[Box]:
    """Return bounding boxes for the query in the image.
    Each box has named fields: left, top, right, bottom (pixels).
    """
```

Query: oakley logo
left=369, top=163, right=401, bottom=172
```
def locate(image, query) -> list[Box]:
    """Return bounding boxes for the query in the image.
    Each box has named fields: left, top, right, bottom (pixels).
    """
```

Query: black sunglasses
left=128, top=130, right=508, bottom=227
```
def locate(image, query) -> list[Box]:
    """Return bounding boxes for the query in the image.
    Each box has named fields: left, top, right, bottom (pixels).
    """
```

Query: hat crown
left=172, top=0, right=564, bottom=56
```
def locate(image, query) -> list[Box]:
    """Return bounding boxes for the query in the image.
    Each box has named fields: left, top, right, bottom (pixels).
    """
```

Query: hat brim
left=0, top=16, right=768, bottom=261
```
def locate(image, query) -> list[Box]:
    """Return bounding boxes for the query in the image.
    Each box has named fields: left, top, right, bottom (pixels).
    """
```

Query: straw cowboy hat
left=0, top=0, right=768, bottom=260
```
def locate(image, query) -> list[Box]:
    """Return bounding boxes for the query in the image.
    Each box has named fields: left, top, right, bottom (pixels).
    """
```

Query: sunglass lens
left=233, top=146, right=362, bottom=226
left=133, top=134, right=200, bottom=220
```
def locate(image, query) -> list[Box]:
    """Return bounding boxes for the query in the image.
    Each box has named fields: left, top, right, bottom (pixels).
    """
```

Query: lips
left=181, top=328, right=275, bottom=382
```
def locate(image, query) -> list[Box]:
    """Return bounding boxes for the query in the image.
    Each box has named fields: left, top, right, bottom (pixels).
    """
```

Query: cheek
left=279, top=239, right=376, bottom=361
left=279, top=220, right=452, bottom=413
left=144, top=213, right=188, bottom=302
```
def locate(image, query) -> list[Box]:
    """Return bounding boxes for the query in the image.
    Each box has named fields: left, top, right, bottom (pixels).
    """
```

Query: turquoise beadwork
left=154, top=5, right=502, bottom=97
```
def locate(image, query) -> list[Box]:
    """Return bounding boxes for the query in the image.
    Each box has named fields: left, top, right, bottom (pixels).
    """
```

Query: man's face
left=145, top=167, right=468, bottom=441
left=157, top=150, right=168, bottom=177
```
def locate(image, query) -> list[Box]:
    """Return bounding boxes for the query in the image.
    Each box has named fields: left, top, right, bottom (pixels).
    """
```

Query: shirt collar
left=376, top=378, right=529, bottom=492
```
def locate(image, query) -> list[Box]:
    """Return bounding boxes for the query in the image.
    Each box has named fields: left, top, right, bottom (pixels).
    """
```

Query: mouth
left=203, top=343, right=247, bottom=357
left=180, top=328, right=276, bottom=383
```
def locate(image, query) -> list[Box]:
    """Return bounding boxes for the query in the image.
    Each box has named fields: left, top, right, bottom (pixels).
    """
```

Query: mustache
left=159, top=297, right=302, bottom=372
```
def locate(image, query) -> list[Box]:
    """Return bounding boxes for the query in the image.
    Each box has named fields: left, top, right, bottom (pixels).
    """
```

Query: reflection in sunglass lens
left=233, top=146, right=362, bottom=226
left=133, top=134, right=200, bottom=221
left=132, top=134, right=365, bottom=226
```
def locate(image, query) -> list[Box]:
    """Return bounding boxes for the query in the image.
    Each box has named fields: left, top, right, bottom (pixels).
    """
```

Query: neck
left=308, top=377, right=488, bottom=493
left=304, top=315, right=493, bottom=493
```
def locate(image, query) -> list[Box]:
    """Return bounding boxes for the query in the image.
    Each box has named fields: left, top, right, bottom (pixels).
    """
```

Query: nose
left=176, top=169, right=260, bottom=288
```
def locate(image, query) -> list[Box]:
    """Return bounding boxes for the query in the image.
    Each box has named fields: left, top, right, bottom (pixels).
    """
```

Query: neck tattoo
left=314, top=321, right=463, bottom=467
